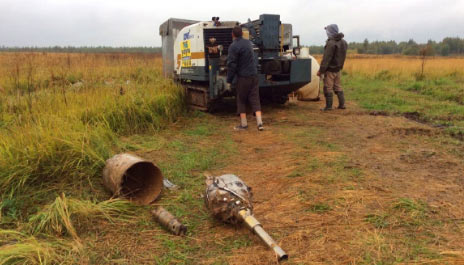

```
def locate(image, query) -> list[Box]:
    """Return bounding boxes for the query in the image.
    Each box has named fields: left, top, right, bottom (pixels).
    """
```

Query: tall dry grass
left=0, top=52, right=184, bottom=264
left=314, top=54, right=464, bottom=80
left=28, top=194, right=138, bottom=241
left=0, top=230, right=76, bottom=265
left=0, top=52, right=184, bottom=199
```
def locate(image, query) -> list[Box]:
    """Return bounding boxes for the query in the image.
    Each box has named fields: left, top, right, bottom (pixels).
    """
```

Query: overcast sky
left=0, top=0, right=463, bottom=47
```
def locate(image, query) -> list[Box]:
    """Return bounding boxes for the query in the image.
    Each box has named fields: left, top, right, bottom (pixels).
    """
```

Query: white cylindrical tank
left=296, top=48, right=320, bottom=101
left=299, top=46, right=310, bottom=58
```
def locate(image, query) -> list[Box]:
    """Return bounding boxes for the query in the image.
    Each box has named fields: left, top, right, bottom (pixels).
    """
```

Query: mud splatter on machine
left=160, top=14, right=311, bottom=110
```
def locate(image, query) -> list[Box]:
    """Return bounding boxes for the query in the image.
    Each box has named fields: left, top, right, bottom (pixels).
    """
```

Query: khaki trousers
left=323, top=71, right=342, bottom=94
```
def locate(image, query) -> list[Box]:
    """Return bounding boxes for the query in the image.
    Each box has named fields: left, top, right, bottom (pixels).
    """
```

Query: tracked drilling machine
left=159, top=14, right=311, bottom=110
left=205, top=174, right=288, bottom=261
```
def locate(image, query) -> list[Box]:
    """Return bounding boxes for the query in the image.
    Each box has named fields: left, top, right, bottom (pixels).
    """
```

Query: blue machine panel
left=259, top=14, right=280, bottom=58
left=290, top=59, right=311, bottom=84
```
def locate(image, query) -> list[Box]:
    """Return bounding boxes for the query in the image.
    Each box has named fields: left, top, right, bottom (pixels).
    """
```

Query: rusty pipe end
left=152, top=207, right=187, bottom=236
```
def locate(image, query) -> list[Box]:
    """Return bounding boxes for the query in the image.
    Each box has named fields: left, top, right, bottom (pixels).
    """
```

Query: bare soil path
left=204, top=99, right=464, bottom=264
left=85, top=99, right=464, bottom=265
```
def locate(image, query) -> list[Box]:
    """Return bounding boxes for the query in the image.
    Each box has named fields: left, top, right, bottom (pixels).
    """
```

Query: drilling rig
left=205, top=174, right=288, bottom=261
left=159, top=14, right=311, bottom=110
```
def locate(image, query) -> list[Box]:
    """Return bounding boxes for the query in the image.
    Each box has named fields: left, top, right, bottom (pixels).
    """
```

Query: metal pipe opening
left=103, top=153, right=163, bottom=205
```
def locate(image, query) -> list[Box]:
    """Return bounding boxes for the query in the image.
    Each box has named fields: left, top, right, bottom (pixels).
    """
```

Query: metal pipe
left=238, top=209, right=288, bottom=262
left=151, top=207, right=187, bottom=236
left=102, top=153, right=163, bottom=205
left=280, top=23, right=284, bottom=56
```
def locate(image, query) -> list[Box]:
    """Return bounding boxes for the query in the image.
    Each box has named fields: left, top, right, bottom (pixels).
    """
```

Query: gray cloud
left=0, top=0, right=463, bottom=47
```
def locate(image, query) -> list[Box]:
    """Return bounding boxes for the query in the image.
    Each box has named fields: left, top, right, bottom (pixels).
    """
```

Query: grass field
left=327, top=54, right=464, bottom=139
left=1, top=52, right=464, bottom=264
left=0, top=53, right=186, bottom=264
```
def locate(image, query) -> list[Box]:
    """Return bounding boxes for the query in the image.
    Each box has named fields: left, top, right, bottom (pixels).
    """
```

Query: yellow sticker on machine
left=181, top=40, right=192, bottom=68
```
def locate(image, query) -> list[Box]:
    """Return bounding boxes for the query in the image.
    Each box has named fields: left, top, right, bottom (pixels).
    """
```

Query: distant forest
left=309, top=37, right=464, bottom=56
left=0, top=46, right=161, bottom=53
left=1, top=37, right=464, bottom=56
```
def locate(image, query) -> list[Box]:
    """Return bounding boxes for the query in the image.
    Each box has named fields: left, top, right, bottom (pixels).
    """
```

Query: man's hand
left=317, top=71, right=321, bottom=77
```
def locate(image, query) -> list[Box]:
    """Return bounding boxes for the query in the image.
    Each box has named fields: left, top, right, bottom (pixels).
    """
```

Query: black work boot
left=321, top=92, right=333, bottom=111
left=335, top=91, right=346, bottom=109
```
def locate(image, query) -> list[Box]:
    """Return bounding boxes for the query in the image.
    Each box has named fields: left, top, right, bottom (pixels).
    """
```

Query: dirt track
left=94, top=99, right=464, bottom=264
left=202, top=99, right=464, bottom=264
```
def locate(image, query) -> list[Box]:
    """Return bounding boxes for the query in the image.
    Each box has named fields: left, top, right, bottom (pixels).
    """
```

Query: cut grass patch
left=345, top=75, right=464, bottom=138
left=361, top=198, right=446, bottom=262
left=365, top=213, right=390, bottom=229
left=358, top=230, right=443, bottom=265
left=28, top=194, right=138, bottom=241
left=306, top=202, right=331, bottom=214
left=154, top=235, right=200, bottom=265
left=285, top=157, right=321, bottom=178
left=392, top=198, right=430, bottom=227
left=184, top=122, right=215, bottom=137
left=364, top=198, right=432, bottom=229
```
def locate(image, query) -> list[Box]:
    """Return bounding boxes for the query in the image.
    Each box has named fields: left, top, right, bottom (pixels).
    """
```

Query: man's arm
left=319, top=41, right=335, bottom=74
left=227, top=44, right=238, bottom=83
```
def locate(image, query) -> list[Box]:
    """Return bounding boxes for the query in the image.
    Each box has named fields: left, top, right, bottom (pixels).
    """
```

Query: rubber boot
left=321, top=92, right=333, bottom=111
left=335, top=91, right=346, bottom=109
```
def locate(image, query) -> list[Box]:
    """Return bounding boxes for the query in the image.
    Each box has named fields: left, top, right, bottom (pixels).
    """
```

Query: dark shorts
left=236, top=75, right=261, bottom=114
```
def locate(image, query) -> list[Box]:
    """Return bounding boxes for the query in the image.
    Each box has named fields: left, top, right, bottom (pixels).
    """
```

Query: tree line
left=309, top=37, right=464, bottom=56
left=2, top=37, right=464, bottom=56
left=0, top=46, right=161, bottom=53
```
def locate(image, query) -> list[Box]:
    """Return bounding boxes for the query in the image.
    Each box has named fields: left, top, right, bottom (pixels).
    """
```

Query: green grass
left=393, top=198, right=427, bottom=213
left=184, top=123, right=215, bottom=137
left=365, top=213, right=390, bottom=229
left=306, top=202, right=331, bottom=213
left=362, top=195, right=442, bottom=262
left=359, top=228, right=442, bottom=264
left=154, top=235, right=199, bottom=264
left=392, top=198, right=430, bottom=227
left=401, top=78, right=464, bottom=105
left=362, top=199, right=446, bottom=262
left=344, top=75, right=464, bottom=138
left=364, top=198, right=431, bottom=230
left=297, top=190, right=318, bottom=202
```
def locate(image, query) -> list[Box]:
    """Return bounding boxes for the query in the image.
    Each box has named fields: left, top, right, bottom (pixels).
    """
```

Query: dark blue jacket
left=227, top=37, right=257, bottom=83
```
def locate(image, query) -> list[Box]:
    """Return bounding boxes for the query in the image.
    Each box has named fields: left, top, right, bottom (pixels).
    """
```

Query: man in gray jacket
left=317, top=24, right=348, bottom=110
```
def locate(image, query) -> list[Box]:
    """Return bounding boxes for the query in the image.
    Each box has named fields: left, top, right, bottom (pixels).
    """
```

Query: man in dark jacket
left=317, top=24, right=348, bottom=110
left=227, top=26, right=263, bottom=131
